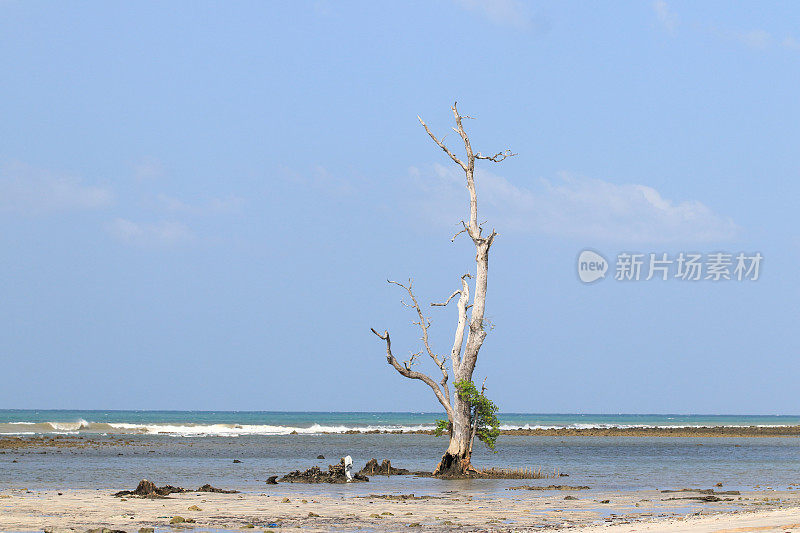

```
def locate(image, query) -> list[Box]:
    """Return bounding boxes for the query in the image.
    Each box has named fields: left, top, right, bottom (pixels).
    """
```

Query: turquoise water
left=1, top=410, right=798, bottom=436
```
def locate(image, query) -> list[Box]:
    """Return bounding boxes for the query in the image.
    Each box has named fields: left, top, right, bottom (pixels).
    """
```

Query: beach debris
left=564, top=495, right=578, bottom=500
left=113, top=479, right=239, bottom=498
left=280, top=458, right=369, bottom=483
left=308, top=512, right=320, bottom=517
left=243, top=524, right=255, bottom=529
left=281, top=498, right=290, bottom=503
left=508, top=484, right=589, bottom=491
left=265, top=475, right=278, bottom=484
left=344, top=455, right=353, bottom=481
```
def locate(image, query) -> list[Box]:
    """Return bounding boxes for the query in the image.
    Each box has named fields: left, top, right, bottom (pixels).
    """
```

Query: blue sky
left=1, top=1, right=798, bottom=413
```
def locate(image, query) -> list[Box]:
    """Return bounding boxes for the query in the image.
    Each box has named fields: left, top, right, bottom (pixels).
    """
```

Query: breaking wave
left=0, top=420, right=788, bottom=437
left=0, top=421, right=436, bottom=437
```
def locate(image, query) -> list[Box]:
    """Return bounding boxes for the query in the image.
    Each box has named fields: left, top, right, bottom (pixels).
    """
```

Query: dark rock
left=196, top=483, right=238, bottom=494
left=317, top=455, right=325, bottom=459
left=114, top=479, right=182, bottom=498
left=233, top=459, right=242, bottom=463
left=266, top=476, right=278, bottom=484
left=359, top=458, right=411, bottom=476
left=114, top=479, right=238, bottom=498
left=564, top=495, right=578, bottom=500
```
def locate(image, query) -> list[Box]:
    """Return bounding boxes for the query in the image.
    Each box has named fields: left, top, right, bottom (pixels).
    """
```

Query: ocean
left=0, top=410, right=800, bottom=494
left=2, top=411, right=800, bottom=496
left=2, top=410, right=799, bottom=436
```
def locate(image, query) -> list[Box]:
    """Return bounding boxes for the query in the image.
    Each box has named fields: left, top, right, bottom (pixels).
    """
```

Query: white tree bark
left=372, top=102, right=515, bottom=476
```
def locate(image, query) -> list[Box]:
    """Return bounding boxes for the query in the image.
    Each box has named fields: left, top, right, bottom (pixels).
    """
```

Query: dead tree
left=371, top=102, right=515, bottom=476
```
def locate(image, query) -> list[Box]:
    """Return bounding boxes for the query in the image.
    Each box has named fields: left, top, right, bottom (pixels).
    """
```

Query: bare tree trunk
left=372, top=102, right=515, bottom=477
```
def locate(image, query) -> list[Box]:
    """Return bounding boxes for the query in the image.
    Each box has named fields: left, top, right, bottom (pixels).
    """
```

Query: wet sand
left=1, top=486, right=799, bottom=532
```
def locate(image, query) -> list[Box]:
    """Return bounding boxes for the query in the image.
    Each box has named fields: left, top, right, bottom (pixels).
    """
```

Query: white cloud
left=454, top=0, right=532, bottom=29
left=0, top=160, right=113, bottom=214
left=653, top=0, right=677, bottom=32
left=156, top=193, right=244, bottom=215
left=409, top=164, right=738, bottom=244
left=734, top=29, right=771, bottom=49
left=782, top=36, right=800, bottom=50
left=134, top=157, right=165, bottom=181
left=107, top=218, right=193, bottom=246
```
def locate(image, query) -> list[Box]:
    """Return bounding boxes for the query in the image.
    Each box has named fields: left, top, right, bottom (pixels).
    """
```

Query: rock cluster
left=280, top=458, right=368, bottom=483
left=113, top=479, right=238, bottom=498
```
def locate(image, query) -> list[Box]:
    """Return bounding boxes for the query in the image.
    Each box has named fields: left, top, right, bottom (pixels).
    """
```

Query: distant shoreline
left=3, top=425, right=800, bottom=446
left=414, top=425, right=800, bottom=437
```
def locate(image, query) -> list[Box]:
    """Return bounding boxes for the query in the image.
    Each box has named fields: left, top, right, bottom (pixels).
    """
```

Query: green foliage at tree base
left=432, top=380, right=501, bottom=450
left=456, top=379, right=500, bottom=451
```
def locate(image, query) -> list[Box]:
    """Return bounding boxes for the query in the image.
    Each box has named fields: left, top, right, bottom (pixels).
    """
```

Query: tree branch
left=451, top=220, right=468, bottom=242
left=370, top=328, right=454, bottom=419
left=418, top=116, right=467, bottom=171
left=431, top=290, right=460, bottom=308
left=387, top=279, right=450, bottom=405
left=475, top=149, right=517, bottom=162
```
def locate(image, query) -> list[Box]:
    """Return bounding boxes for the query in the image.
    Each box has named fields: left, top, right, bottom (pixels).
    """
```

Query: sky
left=0, top=1, right=798, bottom=414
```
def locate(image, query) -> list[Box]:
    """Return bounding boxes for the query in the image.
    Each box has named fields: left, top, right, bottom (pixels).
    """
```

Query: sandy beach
left=2, top=485, right=799, bottom=532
